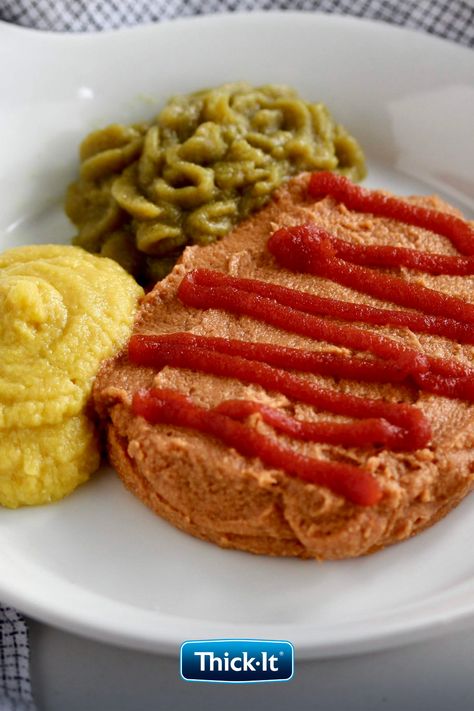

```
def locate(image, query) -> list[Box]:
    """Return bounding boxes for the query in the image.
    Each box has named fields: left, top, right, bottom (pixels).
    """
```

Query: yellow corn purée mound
left=0, top=244, right=143, bottom=507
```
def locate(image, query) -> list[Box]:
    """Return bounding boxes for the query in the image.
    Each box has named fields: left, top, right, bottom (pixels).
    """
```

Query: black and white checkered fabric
left=0, top=608, right=34, bottom=711
left=0, top=1, right=472, bottom=709
left=0, top=0, right=472, bottom=46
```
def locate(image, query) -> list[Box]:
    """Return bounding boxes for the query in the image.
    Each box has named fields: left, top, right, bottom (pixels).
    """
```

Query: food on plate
left=93, top=172, right=474, bottom=559
left=66, top=83, right=366, bottom=284
left=0, top=245, right=143, bottom=508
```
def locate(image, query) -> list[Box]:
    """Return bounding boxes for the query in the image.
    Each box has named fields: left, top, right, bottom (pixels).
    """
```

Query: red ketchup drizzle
left=131, top=388, right=383, bottom=506
left=214, top=399, right=400, bottom=449
left=177, top=270, right=474, bottom=398
left=178, top=270, right=429, bottom=375
left=268, top=225, right=474, bottom=325
left=131, top=332, right=410, bottom=383
left=128, top=334, right=430, bottom=451
left=307, top=171, right=474, bottom=255
left=270, top=224, right=474, bottom=276
left=128, top=175, right=474, bottom=506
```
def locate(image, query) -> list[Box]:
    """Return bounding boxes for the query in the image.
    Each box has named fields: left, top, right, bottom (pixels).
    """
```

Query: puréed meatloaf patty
left=93, top=174, right=474, bottom=560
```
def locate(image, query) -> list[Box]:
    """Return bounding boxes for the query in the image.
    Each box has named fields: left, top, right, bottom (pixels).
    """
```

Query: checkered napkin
left=0, top=0, right=472, bottom=45
left=0, top=609, right=35, bottom=711
left=0, top=1, right=472, bottom=709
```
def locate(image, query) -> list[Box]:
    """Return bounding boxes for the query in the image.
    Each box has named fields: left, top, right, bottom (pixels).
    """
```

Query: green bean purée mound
left=66, top=82, right=366, bottom=284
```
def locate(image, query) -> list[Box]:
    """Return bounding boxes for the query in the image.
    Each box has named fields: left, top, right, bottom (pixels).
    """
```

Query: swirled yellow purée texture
left=0, top=245, right=143, bottom=508
left=66, top=83, right=366, bottom=284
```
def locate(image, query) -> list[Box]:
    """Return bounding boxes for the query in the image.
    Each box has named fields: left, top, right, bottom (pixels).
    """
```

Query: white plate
left=0, top=12, right=474, bottom=659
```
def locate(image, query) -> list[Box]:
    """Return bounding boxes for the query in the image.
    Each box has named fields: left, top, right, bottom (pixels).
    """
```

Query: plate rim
left=0, top=9, right=472, bottom=56
left=1, top=9, right=474, bottom=659
left=2, top=549, right=474, bottom=658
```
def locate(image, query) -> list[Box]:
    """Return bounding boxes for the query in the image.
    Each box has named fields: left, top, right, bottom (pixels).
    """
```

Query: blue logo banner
left=180, top=638, right=294, bottom=683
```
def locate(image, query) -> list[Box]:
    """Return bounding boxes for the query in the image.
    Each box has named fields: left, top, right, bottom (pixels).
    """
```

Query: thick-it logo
left=180, top=638, right=294, bottom=683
